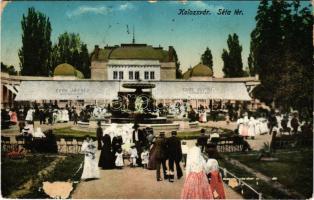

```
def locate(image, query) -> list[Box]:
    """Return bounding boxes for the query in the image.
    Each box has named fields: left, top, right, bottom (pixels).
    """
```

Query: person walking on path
left=132, top=123, right=145, bottom=166
left=81, top=135, right=100, bottom=180
left=96, top=121, right=103, bottom=150
left=98, top=133, right=114, bottom=169
left=154, top=132, right=168, bottom=181
left=167, top=131, right=183, bottom=182
left=73, top=110, right=78, bottom=125
left=198, top=129, right=208, bottom=152
left=181, top=142, right=213, bottom=199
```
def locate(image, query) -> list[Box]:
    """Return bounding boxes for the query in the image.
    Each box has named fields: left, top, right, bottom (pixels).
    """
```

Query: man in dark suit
left=198, top=129, right=208, bottom=152
left=167, top=131, right=183, bottom=182
left=96, top=121, right=103, bottom=150
left=132, top=123, right=144, bottom=165
left=154, top=132, right=168, bottom=181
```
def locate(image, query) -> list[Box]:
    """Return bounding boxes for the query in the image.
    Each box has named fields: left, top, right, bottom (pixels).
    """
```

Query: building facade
left=90, top=43, right=176, bottom=80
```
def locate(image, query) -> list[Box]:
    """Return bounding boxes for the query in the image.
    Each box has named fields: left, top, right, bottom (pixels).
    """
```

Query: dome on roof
left=182, top=63, right=213, bottom=79
left=75, top=70, right=84, bottom=79
left=182, top=68, right=192, bottom=79
left=53, top=63, right=84, bottom=79
left=54, top=63, right=76, bottom=76
left=190, top=63, right=213, bottom=77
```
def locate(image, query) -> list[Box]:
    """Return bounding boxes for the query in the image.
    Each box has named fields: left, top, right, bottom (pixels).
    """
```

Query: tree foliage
left=51, top=32, right=91, bottom=78
left=222, top=33, right=244, bottom=77
left=249, top=0, right=313, bottom=119
left=1, top=62, right=17, bottom=75
left=173, top=48, right=183, bottom=79
left=19, top=7, right=52, bottom=76
left=201, top=47, right=213, bottom=70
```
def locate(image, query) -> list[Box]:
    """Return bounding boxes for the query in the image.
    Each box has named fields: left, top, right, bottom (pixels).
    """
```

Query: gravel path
left=72, top=151, right=242, bottom=199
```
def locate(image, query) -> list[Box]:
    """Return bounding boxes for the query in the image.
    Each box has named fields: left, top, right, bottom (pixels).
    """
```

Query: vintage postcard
left=1, top=0, right=313, bottom=199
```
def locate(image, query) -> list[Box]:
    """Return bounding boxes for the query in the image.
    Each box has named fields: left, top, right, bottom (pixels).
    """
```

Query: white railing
left=202, top=154, right=262, bottom=199
left=219, top=166, right=262, bottom=200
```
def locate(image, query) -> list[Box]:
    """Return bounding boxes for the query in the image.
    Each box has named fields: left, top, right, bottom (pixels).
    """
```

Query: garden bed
left=218, top=157, right=292, bottom=199
left=1, top=154, right=84, bottom=198
left=1, top=155, right=57, bottom=197
left=22, top=154, right=84, bottom=198
left=223, top=148, right=313, bottom=198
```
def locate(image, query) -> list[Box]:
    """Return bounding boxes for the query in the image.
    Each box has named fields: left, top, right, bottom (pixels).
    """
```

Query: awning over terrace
left=4, top=84, right=19, bottom=95
left=14, top=80, right=251, bottom=101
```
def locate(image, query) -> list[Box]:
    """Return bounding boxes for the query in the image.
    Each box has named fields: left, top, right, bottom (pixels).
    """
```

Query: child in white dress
left=141, top=149, right=149, bottom=169
left=115, top=148, right=124, bottom=169
left=129, top=145, right=138, bottom=167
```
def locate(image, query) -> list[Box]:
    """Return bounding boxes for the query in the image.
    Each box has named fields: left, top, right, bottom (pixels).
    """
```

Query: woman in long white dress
left=237, top=118, right=244, bottom=136
left=248, top=117, right=256, bottom=138
left=25, top=108, right=35, bottom=122
left=81, top=136, right=100, bottom=180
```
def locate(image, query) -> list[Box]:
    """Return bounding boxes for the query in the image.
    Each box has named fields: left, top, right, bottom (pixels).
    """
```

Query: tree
left=51, top=32, right=90, bottom=78
left=201, top=47, right=213, bottom=70
left=19, top=7, right=52, bottom=76
left=78, top=44, right=91, bottom=78
left=249, top=0, right=313, bottom=119
left=222, top=33, right=244, bottom=77
left=173, top=48, right=182, bottom=79
left=1, top=62, right=17, bottom=75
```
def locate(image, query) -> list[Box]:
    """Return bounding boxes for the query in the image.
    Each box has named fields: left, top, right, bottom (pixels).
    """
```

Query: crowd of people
left=235, top=109, right=313, bottom=139
left=79, top=123, right=226, bottom=199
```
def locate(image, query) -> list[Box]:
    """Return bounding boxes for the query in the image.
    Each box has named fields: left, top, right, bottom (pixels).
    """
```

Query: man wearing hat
left=198, top=129, right=209, bottom=152
left=132, top=123, right=145, bottom=165
left=167, top=131, right=183, bottom=182
left=154, top=132, right=168, bottom=181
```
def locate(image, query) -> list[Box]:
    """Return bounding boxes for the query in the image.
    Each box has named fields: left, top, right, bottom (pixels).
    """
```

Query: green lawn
left=53, top=127, right=95, bottom=139
left=1, top=155, right=56, bottom=197
left=53, top=126, right=232, bottom=140
left=177, top=130, right=201, bottom=139
left=222, top=148, right=313, bottom=198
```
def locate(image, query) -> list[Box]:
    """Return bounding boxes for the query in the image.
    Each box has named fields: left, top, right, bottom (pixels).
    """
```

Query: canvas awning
left=151, top=81, right=252, bottom=101
left=15, top=80, right=251, bottom=101
left=4, top=84, right=18, bottom=95
left=15, top=81, right=120, bottom=101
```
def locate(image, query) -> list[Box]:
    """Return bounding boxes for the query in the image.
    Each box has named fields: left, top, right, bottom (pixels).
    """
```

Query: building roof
left=183, top=63, right=213, bottom=79
left=91, top=44, right=174, bottom=62
left=53, top=63, right=84, bottom=78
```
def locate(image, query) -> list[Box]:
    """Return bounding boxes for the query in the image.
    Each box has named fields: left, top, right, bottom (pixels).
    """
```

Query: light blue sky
left=1, top=1, right=261, bottom=77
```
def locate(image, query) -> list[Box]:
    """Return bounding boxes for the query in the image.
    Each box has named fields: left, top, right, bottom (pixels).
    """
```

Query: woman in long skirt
left=98, top=134, right=114, bottom=169
left=147, top=140, right=157, bottom=170
left=206, top=159, right=225, bottom=199
left=81, top=136, right=100, bottom=180
left=181, top=145, right=213, bottom=199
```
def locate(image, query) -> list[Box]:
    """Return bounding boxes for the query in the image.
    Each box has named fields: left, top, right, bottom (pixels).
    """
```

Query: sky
left=1, top=1, right=261, bottom=77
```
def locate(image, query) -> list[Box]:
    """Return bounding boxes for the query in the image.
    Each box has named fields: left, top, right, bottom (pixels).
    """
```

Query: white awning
left=151, top=81, right=251, bottom=101
left=13, top=85, right=20, bottom=92
left=15, top=81, right=120, bottom=101
left=15, top=80, right=251, bottom=101
left=4, top=84, right=18, bottom=95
